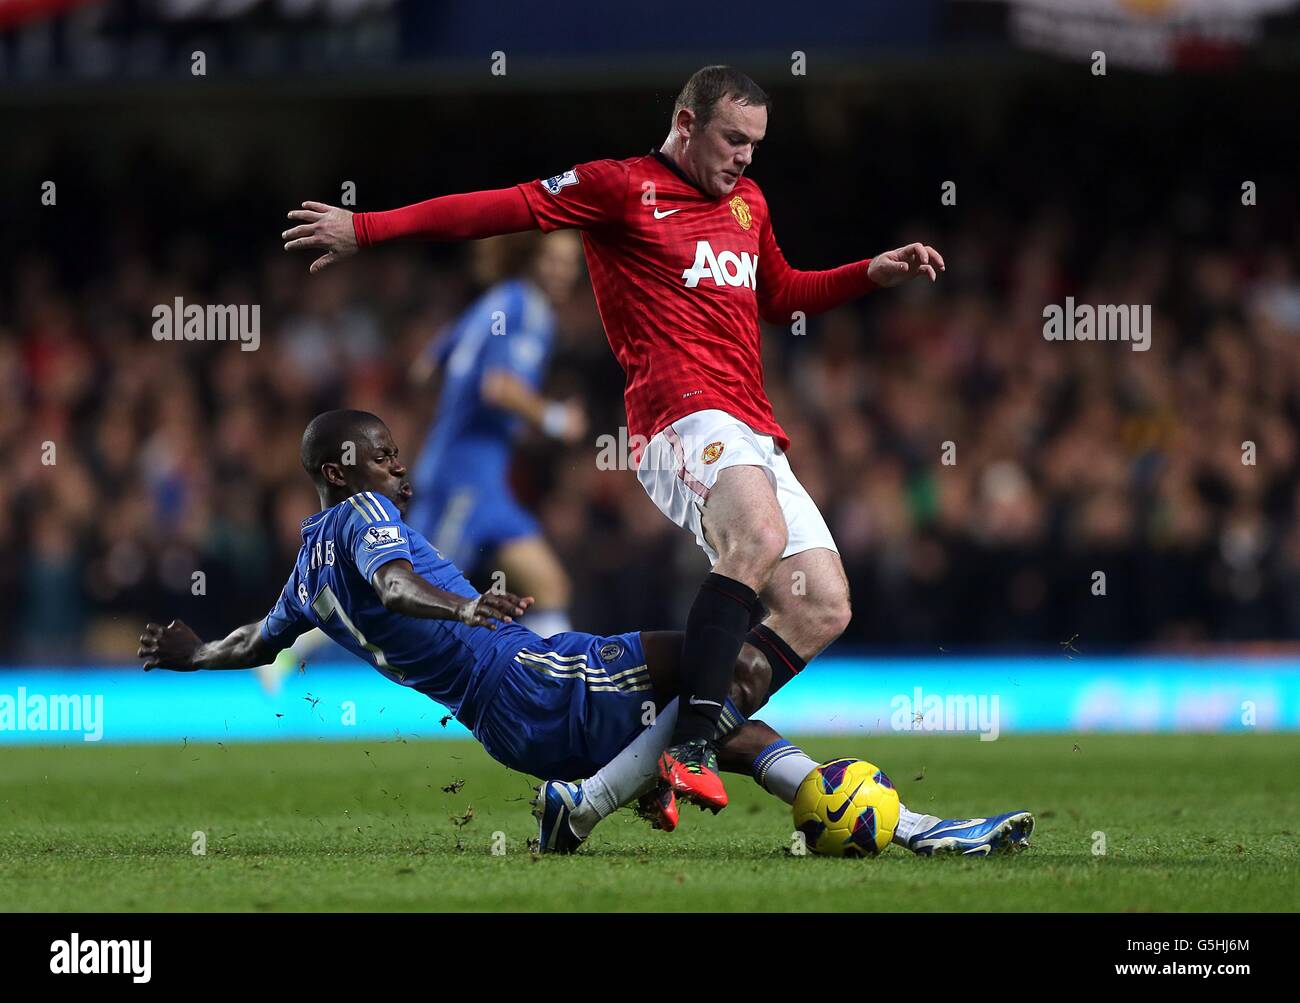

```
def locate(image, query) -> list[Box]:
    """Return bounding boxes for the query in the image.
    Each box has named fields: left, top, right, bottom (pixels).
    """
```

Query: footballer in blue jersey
left=406, top=232, right=586, bottom=638
left=139, top=409, right=1034, bottom=857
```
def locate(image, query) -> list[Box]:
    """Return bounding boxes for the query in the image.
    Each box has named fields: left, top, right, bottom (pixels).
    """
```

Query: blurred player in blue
left=406, top=230, right=587, bottom=638
left=138, top=409, right=1035, bottom=858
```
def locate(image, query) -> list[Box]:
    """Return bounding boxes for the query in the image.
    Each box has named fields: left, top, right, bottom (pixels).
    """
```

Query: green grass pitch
left=1, top=733, right=1296, bottom=912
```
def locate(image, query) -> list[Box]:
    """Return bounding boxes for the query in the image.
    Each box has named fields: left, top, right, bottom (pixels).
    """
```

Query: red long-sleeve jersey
left=355, top=151, right=876, bottom=451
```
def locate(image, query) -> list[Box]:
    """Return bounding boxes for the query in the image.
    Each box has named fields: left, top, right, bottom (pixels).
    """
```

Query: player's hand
left=456, top=593, right=534, bottom=629
left=282, top=201, right=358, bottom=274
left=556, top=399, right=588, bottom=445
left=867, top=242, right=945, bottom=286
left=138, top=620, right=203, bottom=671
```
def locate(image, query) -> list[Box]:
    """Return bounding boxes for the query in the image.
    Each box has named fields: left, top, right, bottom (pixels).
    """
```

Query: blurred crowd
left=4, top=179, right=1300, bottom=662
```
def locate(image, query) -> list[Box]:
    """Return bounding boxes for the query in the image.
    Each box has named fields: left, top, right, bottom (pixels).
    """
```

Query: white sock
left=752, top=746, right=818, bottom=804
left=522, top=608, right=572, bottom=637
left=571, top=700, right=680, bottom=836
left=893, top=805, right=940, bottom=846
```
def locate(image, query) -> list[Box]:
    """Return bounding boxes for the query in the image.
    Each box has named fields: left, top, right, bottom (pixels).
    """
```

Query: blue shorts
left=473, top=630, right=656, bottom=780
left=406, top=481, right=539, bottom=573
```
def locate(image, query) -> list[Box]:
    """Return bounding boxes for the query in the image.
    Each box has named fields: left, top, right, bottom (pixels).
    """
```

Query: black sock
left=744, top=623, right=806, bottom=712
left=673, top=573, right=762, bottom=744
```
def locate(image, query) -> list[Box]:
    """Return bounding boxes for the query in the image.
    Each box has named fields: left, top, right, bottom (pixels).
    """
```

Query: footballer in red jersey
left=284, top=66, right=944, bottom=832
left=518, top=152, right=787, bottom=455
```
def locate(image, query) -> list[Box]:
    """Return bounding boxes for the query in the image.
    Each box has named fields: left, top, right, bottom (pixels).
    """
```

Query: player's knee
left=719, top=519, right=786, bottom=582
left=812, top=593, right=852, bottom=646
left=729, top=642, right=772, bottom=717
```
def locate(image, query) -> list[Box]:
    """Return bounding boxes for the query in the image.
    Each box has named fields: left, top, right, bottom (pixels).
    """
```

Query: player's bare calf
left=759, top=545, right=852, bottom=664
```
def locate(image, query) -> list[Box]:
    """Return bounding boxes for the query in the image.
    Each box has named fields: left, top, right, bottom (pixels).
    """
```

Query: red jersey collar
left=650, top=148, right=714, bottom=198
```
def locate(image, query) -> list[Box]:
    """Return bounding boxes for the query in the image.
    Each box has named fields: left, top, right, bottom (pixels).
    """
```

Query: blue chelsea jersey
left=413, top=278, right=555, bottom=490
left=259, top=490, right=530, bottom=725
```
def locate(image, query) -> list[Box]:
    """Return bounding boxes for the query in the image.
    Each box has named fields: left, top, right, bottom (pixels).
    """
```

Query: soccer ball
left=792, top=758, right=900, bottom=858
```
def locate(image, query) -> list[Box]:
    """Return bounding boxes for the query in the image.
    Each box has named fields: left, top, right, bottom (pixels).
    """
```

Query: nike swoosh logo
left=688, top=696, right=721, bottom=707
left=825, top=781, right=865, bottom=822
left=928, top=818, right=987, bottom=835
left=652, top=208, right=681, bottom=219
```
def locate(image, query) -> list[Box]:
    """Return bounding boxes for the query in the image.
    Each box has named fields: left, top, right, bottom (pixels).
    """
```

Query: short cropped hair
left=671, top=65, right=770, bottom=131
left=300, top=409, right=384, bottom=486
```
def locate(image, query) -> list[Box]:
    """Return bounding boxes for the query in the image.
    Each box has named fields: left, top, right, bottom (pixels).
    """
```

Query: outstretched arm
left=282, top=188, right=537, bottom=274
left=371, top=559, right=533, bottom=628
left=138, top=619, right=276, bottom=672
left=480, top=369, right=586, bottom=443
left=757, top=217, right=944, bottom=325
left=285, top=160, right=629, bottom=274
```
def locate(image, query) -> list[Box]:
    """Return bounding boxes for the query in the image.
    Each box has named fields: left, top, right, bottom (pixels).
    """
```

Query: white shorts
left=635, top=409, right=839, bottom=566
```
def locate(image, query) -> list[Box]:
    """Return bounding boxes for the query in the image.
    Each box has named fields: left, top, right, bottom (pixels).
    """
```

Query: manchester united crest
left=729, top=195, right=752, bottom=231
left=701, top=441, right=725, bottom=464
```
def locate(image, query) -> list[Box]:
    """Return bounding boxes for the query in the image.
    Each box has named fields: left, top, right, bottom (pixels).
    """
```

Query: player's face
left=353, top=425, right=413, bottom=514
left=690, top=100, right=767, bottom=198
